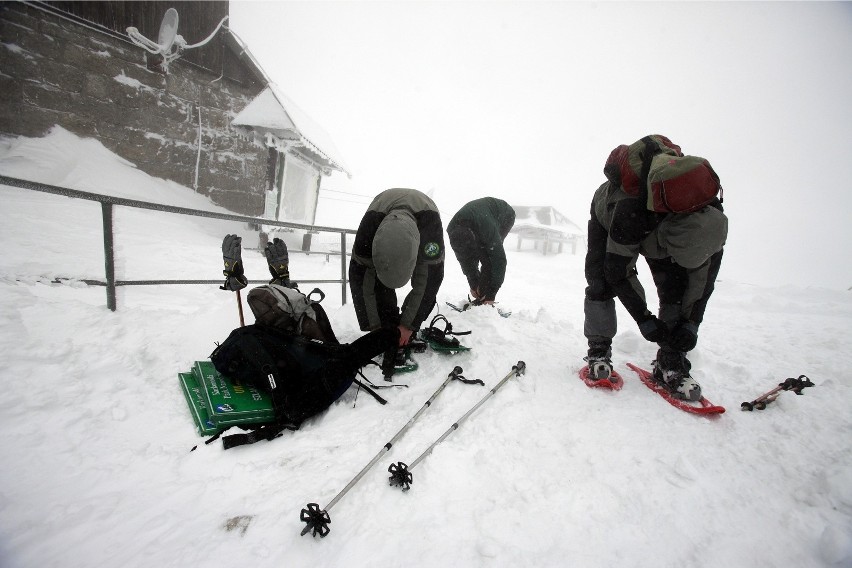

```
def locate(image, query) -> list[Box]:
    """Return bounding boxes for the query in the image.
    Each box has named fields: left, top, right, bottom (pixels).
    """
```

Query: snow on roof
left=232, top=85, right=350, bottom=176
left=224, top=28, right=349, bottom=177
left=231, top=86, right=295, bottom=132
left=511, top=205, right=584, bottom=236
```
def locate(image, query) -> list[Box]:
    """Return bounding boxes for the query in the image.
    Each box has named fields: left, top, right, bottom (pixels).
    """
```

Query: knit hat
left=657, top=206, right=728, bottom=269
left=372, top=210, right=419, bottom=288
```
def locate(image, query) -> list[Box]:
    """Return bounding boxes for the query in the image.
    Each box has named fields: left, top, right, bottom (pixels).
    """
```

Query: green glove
left=220, top=234, right=247, bottom=291
left=265, top=237, right=296, bottom=288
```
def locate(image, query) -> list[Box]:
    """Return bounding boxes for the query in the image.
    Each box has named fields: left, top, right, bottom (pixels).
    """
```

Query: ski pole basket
left=299, top=365, right=482, bottom=538
left=389, top=361, right=526, bottom=491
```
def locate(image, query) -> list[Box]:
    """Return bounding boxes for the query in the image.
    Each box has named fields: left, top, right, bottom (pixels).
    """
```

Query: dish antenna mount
left=127, top=8, right=229, bottom=73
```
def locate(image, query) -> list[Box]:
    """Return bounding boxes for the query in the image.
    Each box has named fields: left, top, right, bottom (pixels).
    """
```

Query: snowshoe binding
left=651, top=361, right=702, bottom=402
left=418, top=314, right=471, bottom=353
left=446, top=297, right=511, bottom=318
left=579, top=355, right=623, bottom=390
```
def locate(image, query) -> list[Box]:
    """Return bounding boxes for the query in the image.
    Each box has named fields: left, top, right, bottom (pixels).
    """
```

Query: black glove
left=670, top=321, right=699, bottom=352
left=220, top=234, right=247, bottom=291
left=638, top=314, right=669, bottom=344
left=264, top=237, right=295, bottom=288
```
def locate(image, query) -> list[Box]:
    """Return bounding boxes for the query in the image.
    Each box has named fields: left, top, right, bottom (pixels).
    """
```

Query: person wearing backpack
left=349, top=188, right=445, bottom=374
left=447, top=197, right=516, bottom=306
left=583, top=136, right=727, bottom=402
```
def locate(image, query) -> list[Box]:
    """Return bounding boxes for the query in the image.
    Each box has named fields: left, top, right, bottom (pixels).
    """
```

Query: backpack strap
left=353, top=376, right=388, bottom=405
left=639, top=136, right=659, bottom=208
left=306, top=287, right=326, bottom=303
left=190, top=419, right=299, bottom=452
left=221, top=420, right=300, bottom=450
left=303, top=287, right=340, bottom=344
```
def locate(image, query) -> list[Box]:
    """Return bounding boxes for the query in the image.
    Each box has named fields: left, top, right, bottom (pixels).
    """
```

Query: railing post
left=101, top=202, right=116, bottom=311
left=340, top=232, right=348, bottom=305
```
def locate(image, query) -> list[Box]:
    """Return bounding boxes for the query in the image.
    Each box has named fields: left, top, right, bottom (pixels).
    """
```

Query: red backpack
left=646, top=154, right=721, bottom=213
left=604, top=135, right=721, bottom=213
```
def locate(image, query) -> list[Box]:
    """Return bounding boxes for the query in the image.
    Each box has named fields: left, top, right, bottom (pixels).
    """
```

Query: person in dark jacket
left=583, top=156, right=727, bottom=402
left=349, top=188, right=445, bottom=348
left=446, top=197, right=516, bottom=305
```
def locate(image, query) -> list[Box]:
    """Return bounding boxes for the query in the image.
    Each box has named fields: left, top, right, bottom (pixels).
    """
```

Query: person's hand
left=470, top=288, right=482, bottom=300
left=398, top=325, right=414, bottom=347
left=670, top=321, right=698, bottom=352
left=220, top=234, right=247, bottom=291
left=638, top=315, right=669, bottom=344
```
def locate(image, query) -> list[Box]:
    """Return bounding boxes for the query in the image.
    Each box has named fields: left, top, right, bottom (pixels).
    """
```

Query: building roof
left=231, top=85, right=350, bottom=176
left=226, top=29, right=352, bottom=177
left=510, top=205, right=584, bottom=236
left=226, top=30, right=350, bottom=177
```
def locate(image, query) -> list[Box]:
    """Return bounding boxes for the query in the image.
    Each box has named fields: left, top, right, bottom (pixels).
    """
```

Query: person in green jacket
left=446, top=197, right=516, bottom=305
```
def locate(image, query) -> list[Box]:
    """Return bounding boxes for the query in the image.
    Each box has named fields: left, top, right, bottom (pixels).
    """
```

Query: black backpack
left=209, top=307, right=397, bottom=449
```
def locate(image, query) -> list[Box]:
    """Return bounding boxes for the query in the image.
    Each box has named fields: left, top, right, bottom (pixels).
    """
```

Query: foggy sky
left=228, top=1, right=852, bottom=290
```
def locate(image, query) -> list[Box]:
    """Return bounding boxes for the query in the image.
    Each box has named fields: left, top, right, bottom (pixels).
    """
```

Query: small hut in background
left=509, top=205, right=585, bottom=255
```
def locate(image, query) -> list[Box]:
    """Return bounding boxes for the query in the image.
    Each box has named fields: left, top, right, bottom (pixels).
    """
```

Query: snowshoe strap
left=428, top=314, right=471, bottom=337
left=421, top=314, right=471, bottom=348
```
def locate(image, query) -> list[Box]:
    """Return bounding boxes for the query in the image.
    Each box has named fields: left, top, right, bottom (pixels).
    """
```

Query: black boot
left=583, top=342, right=613, bottom=380
left=652, top=348, right=701, bottom=401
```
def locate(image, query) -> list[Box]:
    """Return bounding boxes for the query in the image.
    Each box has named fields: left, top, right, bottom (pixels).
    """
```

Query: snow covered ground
left=0, top=129, right=850, bottom=567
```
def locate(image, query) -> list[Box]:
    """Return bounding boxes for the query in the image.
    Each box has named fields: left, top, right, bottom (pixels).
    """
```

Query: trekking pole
left=388, top=360, right=526, bottom=491
left=741, top=375, right=814, bottom=411
left=235, top=289, right=245, bottom=327
left=300, top=365, right=484, bottom=538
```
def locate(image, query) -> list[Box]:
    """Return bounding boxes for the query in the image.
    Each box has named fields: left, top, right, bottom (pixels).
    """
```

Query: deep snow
left=0, top=129, right=850, bottom=568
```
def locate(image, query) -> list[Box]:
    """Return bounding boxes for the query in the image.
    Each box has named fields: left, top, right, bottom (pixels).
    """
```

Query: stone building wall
left=0, top=2, right=268, bottom=215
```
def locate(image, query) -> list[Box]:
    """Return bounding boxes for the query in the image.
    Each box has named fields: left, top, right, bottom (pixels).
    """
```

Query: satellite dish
left=127, top=8, right=226, bottom=73
left=157, top=8, right=179, bottom=53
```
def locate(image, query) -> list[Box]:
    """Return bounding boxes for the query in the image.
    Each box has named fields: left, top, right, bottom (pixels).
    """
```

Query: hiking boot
left=652, top=361, right=702, bottom=402
left=584, top=343, right=613, bottom=381
left=393, top=348, right=408, bottom=367
left=381, top=348, right=418, bottom=381
left=583, top=355, right=613, bottom=381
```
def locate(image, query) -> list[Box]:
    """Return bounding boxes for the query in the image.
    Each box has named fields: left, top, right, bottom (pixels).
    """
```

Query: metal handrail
left=0, top=174, right=356, bottom=310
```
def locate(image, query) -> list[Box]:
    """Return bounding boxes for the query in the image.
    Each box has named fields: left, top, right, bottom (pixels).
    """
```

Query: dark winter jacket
left=350, top=188, right=445, bottom=331
left=447, top=197, right=516, bottom=301
left=586, top=181, right=726, bottom=328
